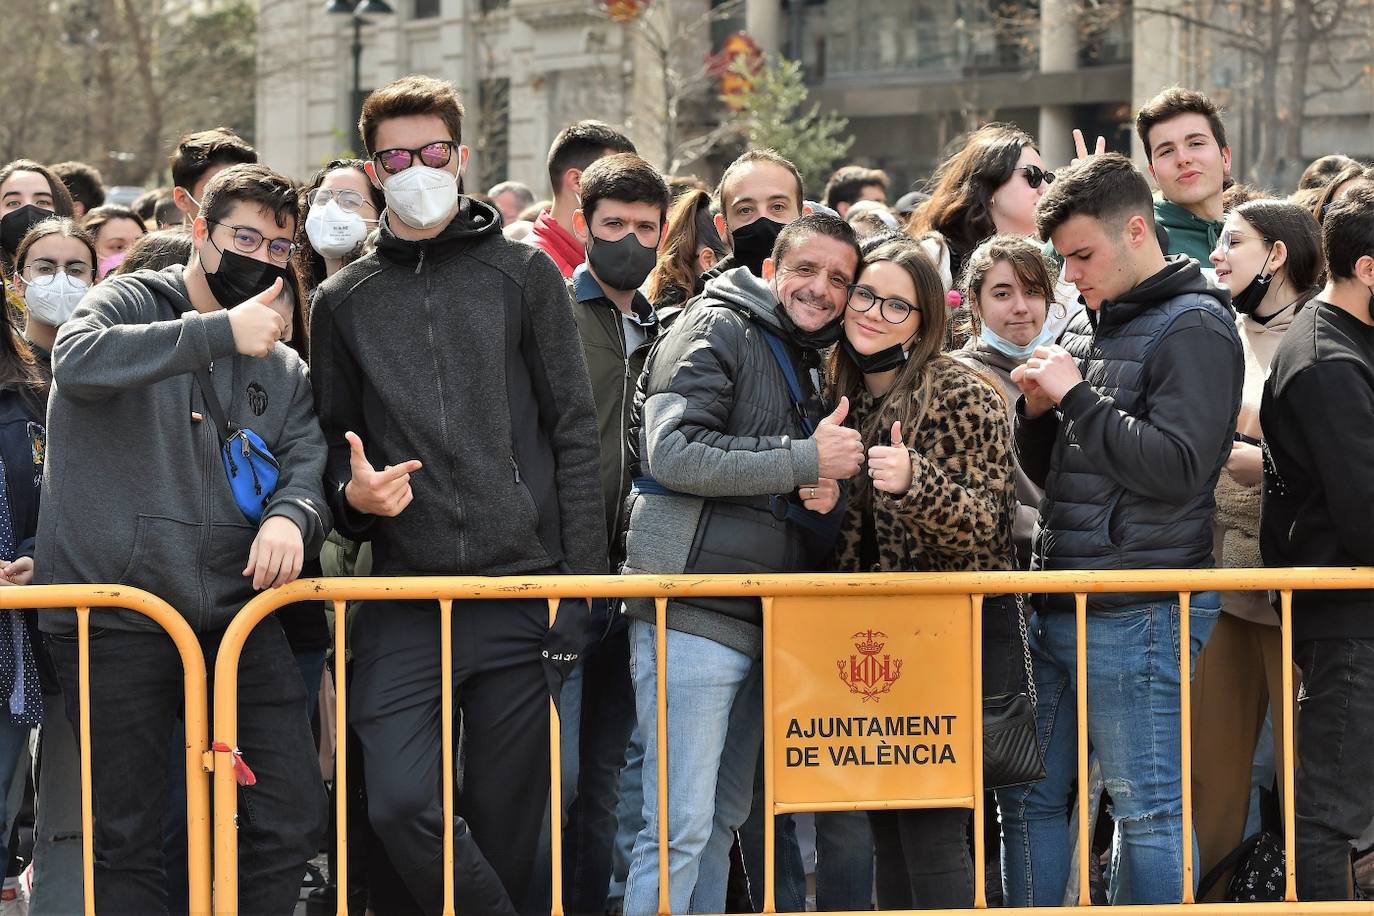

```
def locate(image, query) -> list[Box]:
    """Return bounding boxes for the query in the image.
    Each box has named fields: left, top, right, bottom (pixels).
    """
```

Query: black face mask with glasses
left=201, top=221, right=296, bottom=309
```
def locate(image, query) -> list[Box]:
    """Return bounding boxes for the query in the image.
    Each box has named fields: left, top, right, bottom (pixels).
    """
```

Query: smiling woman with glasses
left=826, top=237, right=1020, bottom=911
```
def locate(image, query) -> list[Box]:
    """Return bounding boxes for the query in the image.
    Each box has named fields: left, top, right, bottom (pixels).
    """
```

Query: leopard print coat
left=832, top=357, right=1017, bottom=574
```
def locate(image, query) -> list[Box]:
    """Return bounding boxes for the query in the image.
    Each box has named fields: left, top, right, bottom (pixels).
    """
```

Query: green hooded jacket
left=1155, top=197, right=1224, bottom=263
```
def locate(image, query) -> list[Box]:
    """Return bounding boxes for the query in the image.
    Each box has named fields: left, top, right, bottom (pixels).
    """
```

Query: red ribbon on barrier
left=211, top=741, right=257, bottom=787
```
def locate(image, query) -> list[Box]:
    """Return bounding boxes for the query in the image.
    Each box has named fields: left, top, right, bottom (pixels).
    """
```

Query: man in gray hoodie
left=619, top=213, right=864, bottom=915
left=36, top=163, right=330, bottom=915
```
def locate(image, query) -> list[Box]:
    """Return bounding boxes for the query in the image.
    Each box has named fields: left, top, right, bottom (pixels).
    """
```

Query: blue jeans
left=1000, top=594, right=1220, bottom=906
left=608, top=725, right=644, bottom=905
left=623, top=621, right=762, bottom=916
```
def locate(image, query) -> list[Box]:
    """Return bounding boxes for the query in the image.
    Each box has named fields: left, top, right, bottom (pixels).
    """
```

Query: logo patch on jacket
left=246, top=383, right=268, bottom=417
left=26, top=422, right=44, bottom=467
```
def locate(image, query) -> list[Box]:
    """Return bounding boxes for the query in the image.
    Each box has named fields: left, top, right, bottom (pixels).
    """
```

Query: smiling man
left=1001, top=153, right=1243, bottom=906
left=619, top=212, right=864, bottom=914
left=1137, top=87, right=1232, bottom=263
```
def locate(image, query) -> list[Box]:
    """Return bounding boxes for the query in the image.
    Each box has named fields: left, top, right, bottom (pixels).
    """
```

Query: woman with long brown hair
left=643, top=187, right=725, bottom=313
left=906, top=124, right=1053, bottom=284
left=828, top=238, right=1018, bottom=908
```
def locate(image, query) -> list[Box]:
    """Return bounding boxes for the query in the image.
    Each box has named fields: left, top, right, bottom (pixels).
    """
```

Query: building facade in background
left=256, top=0, right=1373, bottom=194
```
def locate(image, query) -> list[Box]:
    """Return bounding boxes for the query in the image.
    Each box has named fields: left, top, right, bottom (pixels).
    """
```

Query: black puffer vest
left=1035, top=265, right=1239, bottom=610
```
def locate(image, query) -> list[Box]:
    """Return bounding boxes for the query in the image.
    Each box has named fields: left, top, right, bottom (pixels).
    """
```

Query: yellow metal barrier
left=209, top=568, right=1374, bottom=916
left=16, top=585, right=211, bottom=916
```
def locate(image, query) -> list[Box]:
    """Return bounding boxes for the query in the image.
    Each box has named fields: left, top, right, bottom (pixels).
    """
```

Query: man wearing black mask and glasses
left=36, top=162, right=329, bottom=915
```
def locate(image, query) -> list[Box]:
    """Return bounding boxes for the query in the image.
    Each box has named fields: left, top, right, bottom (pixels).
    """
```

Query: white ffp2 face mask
left=23, top=273, right=89, bottom=327
left=382, top=165, right=459, bottom=230
left=306, top=200, right=371, bottom=258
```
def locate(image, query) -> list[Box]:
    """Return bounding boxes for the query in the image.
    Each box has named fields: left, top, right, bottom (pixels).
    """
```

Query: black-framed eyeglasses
left=310, top=187, right=376, bottom=215
left=846, top=284, right=917, bottom=324
left=208, top=221, right=297, bottom=263
left=1019, top=165, right=1055, bottom=189
left=372, top=141, right=458, bottom=176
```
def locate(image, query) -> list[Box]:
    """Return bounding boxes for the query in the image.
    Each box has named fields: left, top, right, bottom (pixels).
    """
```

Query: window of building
left=414, top=0, right=440, bottom=18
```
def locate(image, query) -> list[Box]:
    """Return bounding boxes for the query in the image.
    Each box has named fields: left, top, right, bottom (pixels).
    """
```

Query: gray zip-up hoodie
left=37, top=265, right=330, bottom=633
left=622, top=267, right=826, bottom=657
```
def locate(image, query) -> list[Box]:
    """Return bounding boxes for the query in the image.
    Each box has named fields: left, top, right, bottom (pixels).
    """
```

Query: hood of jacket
left=375, top=197, right=502, bottom=269
left=525, top=208, right=584, bottom=275
left=955, top=335, right=1020, bottom=374
left=1155, top=198, right=1224, bottom=255
left=1093, top=254, right=1230, bottom=332
left=702, top=265, right=812, bottom=341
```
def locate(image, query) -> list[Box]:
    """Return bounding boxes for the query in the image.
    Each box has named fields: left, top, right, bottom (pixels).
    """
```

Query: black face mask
left=1230, top=243, right=1277, bottom=317
left=729, top=217, right=786, bottom=276
left=774, top=295, right=842, bottom=349
left=587, top=231, right=657, bottom=292
left=1, top=204, right=54, bottom=254
left=839, top=333, right=911, bottom=374
left=202, top=239, right=292, bottom=309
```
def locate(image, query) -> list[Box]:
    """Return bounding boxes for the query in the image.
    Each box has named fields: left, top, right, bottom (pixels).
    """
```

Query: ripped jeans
left=999, top=594, right=1220, bottom=906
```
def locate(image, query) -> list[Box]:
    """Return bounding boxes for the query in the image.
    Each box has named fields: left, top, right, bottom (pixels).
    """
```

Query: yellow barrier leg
left=655, top=597, right=670, bottom=916
left=549, top=599, right=565, bottom=916
left=77, top=607, right=95, bottom=916
left=333, top=599, right=348, bottom=916
left=1075, top=592, right=1090, bottom=907
left=1179, top=591, right=1194, bottom=904
left=441, top=599, right=456, bottom=916
left=762, top=597, right=776, bottom=914
left=972, top=595, right=986, bottom=909
left=1281, top=589, right=1297, bottom=902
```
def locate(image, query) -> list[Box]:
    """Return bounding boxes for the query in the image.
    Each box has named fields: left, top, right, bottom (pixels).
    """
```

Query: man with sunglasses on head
left=35, top=162, right=330, bottom=915
left=309, top=75, right=605, bottom=916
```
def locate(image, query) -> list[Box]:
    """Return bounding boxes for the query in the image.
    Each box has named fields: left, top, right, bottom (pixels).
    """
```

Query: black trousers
left=1295, top=637, right=1374, bottom=900
left=350, top=598, right=552, bottom=916
left=48, top=618, right=325, bottom=916
left=869, top=595, right=1021, bottom=911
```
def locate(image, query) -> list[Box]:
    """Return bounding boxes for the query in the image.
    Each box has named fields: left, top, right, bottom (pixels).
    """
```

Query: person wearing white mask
left=310, top=75, right=605, bottom=916
left=299, top=159, right=383, bottom=293
left=953, top=234, right=1061, bottom=568
left=11, top=217, right=96, bottom=391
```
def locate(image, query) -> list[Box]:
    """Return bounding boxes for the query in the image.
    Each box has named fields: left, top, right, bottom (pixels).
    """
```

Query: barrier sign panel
left=768, top=594, right=977, bottom=807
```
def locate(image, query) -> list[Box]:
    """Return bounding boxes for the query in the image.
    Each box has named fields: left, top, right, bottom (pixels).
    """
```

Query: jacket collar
left=530, top=210, right=585, bottom=272
left=573, top=263, right=657, bottom=327
left=375, top=197, right=500, bottom=269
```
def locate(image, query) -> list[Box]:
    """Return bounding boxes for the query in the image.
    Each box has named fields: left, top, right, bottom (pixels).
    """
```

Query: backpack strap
left=757, top=326, right=815, bottom=437
left=194, top=367, right=232, bottom=444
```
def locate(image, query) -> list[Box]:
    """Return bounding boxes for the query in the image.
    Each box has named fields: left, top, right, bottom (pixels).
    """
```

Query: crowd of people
left=0, top=73, right=1367, bottom=916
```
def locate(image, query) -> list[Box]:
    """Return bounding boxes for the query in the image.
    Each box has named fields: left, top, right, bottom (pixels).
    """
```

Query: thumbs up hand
left=813, top=395, right=865, bottom=480
left=228, top=277, right=288, bottom=358
left=343, top=431, right=423, bottom=517
left=867, top=420, right=913, bottom=495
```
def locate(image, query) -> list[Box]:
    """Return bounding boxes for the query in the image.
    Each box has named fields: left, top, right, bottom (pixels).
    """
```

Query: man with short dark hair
left=50, top=161, right=105, bottom=218
left=525, top=120, right=637, bottom=276
left=169, top=127, right=258, bottom=222
left=821, top=165, right=889, bottom=218
left=1003, top=153, right=1242, bottom=905
left=311, top=75, right=605, bottom=914
left=708, top=148, right=807, bottom=281
left=1261, top=183, right=1374, bottom=901
left=620, top=212, right=864, bottom=914
left=561, top=151, right=669, bottom=915
left=1136, top=87, right=1231, bottom=262
left=37, top=162, right=329, bottom=914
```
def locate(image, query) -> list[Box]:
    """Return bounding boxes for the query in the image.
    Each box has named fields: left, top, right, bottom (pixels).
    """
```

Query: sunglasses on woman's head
left=1019, top=165, right=1055, bottom=189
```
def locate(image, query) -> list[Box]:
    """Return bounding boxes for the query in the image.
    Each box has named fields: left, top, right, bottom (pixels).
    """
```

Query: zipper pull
left=510, top=456, right=521, bottom=484
left=242, top=437, right=251, bottom=458
left=414, top=247, right=426, bottom=276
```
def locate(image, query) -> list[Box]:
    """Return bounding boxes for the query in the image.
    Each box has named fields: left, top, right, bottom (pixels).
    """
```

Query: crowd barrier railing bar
left=208, top=568, right=1374, bottom=916
left=16, top=585, right=211, bottom=916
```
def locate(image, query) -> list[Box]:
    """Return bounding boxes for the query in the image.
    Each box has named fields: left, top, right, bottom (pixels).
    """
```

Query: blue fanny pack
left=196, top=367, right=280, bottom=524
